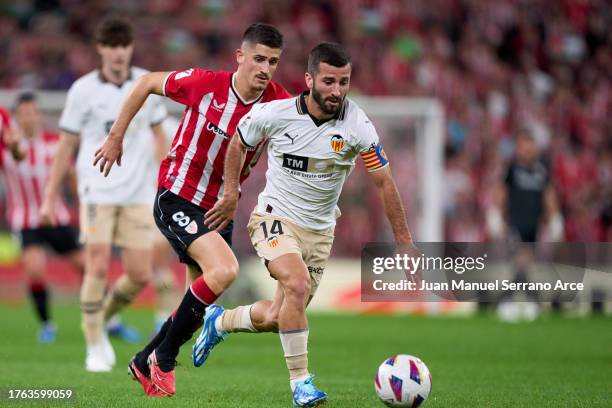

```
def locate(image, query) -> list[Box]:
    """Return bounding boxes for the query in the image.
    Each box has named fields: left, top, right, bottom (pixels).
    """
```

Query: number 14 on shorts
left=261, top=220, right=283, bottom=248
left=260, top=220, right=284, bottom=238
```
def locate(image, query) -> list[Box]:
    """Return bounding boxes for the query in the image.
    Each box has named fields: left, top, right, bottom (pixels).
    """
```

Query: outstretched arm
left=204, top=133, right=248, bottom=231
left=369, top=166, right=413, bottom=244
left=369, top=166, right=421, bottom=281
left=93, top=71, right=171, bottom=176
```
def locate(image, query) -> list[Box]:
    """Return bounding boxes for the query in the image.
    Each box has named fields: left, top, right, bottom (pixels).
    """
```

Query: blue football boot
left=107, top=321, right=142, bottom=344
left=293, top=375, right=327, bottom=407
left=38, top=322, right=57, bottom=343
left=193, top=304, right=228, bottom=367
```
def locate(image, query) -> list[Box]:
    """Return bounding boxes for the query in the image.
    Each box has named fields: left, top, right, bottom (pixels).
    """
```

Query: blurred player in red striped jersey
left=94, top=23, right=291, bottom=396
left=0, top=93, right=84, bottom=343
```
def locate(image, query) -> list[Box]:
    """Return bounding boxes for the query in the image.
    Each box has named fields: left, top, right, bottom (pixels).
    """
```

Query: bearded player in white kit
left=195, top=42, right=415, bottom=407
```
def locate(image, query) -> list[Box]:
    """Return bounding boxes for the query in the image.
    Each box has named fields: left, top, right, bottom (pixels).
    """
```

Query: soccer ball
left=374, top=354, right=432, bottom=407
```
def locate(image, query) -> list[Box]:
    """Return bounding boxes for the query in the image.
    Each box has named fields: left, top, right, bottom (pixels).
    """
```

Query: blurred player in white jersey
left=40, top=17, right=168, bottom=372
left=195, top=42, right=416, bottom=407
left=0, top=93, right=83, bottom=343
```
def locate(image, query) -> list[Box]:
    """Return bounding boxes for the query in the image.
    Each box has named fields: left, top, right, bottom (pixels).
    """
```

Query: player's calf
left=103, top=275, right=146, bottom=321
left=252, top=300, right=280, bottom=332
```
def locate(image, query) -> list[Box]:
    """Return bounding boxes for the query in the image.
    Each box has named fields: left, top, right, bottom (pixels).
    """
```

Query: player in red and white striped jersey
left=1, top=104, right=72, bottom=231
left=95, top=23, right=290, bottom=396
left=158, top=68, right=288, bottom=209
left=0, top=93, right=84, bottom=343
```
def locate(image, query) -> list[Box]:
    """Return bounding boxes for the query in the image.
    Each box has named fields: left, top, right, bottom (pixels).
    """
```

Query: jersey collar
left=98, top=67, right=134, bottom=88
left=231, top=73, right=265, bottom=106
left=296, top=91, right=347, bottom=127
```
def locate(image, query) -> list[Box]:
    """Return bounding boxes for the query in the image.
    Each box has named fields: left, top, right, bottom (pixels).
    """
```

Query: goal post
left=352, top=96, right=444, bottom=242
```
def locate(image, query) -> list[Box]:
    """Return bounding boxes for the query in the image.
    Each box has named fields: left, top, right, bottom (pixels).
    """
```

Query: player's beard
left=312, top=86, right=342, bottom=115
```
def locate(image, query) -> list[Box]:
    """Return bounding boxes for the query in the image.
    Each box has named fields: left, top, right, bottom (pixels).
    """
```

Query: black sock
left=134, top=316, right=173, bottom=377
left=29, top=283, right=49, bottom=323
left=155, top=289, right=206, bottom=372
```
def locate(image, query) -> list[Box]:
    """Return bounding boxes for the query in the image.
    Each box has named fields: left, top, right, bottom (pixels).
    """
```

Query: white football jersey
left=59, top=67, right=167, bottom=205
left=237, top=92, right=389, bottom=231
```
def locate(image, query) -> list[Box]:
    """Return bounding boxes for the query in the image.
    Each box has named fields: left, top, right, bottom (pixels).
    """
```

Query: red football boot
left=148, top=350, right=176, bottom=396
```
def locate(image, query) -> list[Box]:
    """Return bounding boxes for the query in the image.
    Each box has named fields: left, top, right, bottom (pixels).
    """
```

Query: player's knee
left=128, top=272, right=150, bottom=287
left=284, top=275, right=311, bottom=303
left=86, top=247, right=111, bottom=278
left=68, top=251, right=85, bottom=273
left=22, top=247, right=45, bottom=275
left=126, top=263, right=153, bottom=285
left=208, top=261, right=239, bottom=286
left=87, top=259, right=109, bottom=279
left=154, top=270, right=175, bottom=291
left=23, top=258, right=45, bottom=277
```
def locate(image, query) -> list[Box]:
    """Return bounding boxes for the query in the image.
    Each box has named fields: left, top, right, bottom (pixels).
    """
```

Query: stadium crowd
left=0, top=0, right=610, bottom=254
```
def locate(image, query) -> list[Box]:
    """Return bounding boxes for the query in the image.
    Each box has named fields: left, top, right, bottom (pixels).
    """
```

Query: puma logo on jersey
left=283, top=133, right=297, bottom=144
left=212, top=99, right=226, bottom=111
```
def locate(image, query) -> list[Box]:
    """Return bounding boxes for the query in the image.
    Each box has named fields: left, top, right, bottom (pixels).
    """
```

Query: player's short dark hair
left=13, top=91, right=36, bottom=111
left=242, top=23, right=283, bottom=49
left=95, top=17, right=133, bottom=46
left=308, top=42, right=351, bottom=75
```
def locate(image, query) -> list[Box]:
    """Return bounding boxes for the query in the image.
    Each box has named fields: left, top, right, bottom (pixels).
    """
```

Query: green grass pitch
left=0, top=304, right=610, bottom=407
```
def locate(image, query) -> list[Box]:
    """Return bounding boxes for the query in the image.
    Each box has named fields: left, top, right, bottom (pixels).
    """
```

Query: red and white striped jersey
left=0, top=130, right=71, bottom=231
left=159, top=69, right=291, bottom=209
left=0, top=108, right=11, bottom=144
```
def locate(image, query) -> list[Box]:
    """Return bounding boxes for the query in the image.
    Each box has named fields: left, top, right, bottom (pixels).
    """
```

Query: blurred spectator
left=489, top=129, right=563, bottom=242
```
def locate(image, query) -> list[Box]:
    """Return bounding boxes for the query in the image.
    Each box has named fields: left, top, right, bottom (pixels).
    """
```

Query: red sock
left=190, top=276, right=219, bottom=305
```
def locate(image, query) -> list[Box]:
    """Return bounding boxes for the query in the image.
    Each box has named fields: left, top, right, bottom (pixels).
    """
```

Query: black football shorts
left=153, top=188, right=233, bottom=268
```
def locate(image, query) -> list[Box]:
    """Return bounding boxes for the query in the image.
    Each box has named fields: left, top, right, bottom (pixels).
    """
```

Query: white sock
left=290, top=375, right=310, bottom=392
left=239, top=305, right=255, bottom=332
left=214, top=314, right=224, bottom=332
left=218, top=305, right=256, bottom=333
left=279, top=329, right=310, bottom=391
